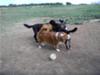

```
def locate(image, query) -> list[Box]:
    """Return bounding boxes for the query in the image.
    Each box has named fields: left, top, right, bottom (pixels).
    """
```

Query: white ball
left=49, top=53, right=56, bottom=60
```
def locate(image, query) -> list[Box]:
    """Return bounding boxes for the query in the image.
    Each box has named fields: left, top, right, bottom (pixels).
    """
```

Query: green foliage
left=66, top=2, right=72, bottom=5
left=7, top=3, right=63, bottom=7
left=0, top=4, right=100, bottom=32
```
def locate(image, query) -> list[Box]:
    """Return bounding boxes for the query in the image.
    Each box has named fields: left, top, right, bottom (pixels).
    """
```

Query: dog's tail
left=24, top=24, right=33, bottom=28
left=67, top=27, right=78, bottom=34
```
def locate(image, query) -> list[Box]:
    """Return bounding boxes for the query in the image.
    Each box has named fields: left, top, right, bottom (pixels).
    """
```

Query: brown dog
left=37, top=26, right=71, bottom=52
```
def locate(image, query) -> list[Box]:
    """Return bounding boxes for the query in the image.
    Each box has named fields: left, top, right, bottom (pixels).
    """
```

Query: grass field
left=0, top=4, right=100, bottom=32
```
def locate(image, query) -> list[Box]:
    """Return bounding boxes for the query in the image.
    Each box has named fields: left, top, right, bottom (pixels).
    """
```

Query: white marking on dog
left=65, top=27, right=68, bottom=30
left=55, top=32, right=59, bottom=37
left=38, top=45, right=42, bottom=49
left=59, top=42, right=63, bottom=44
left=56, top=49, right=60, bottom=52
left=67, top=34, right=71, bottom=39
left=41, top=43, right=45, bottom=46
left=60, top=33, right=64, bottom=37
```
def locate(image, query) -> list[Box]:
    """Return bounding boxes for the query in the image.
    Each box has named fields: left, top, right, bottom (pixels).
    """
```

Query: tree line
left=0, top=2, right=72, bottom=7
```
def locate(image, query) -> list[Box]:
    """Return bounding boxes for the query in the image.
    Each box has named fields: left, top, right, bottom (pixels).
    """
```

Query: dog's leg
left=38, top=41, right=46, bottom=49
left=38, top=43, right=42, bottom=49
left=41, top=43, right=45, bottom=46
left=65, top=34, right=71, bottom=49
left=54, top=44, right=60, bottom=52
left=56, top=49, right=60, bottom=52
left=66, top=39, right=71, bottom=49
left=38, top=45, right=42, bottom=49
left=34, top=34, right=38, bottom=43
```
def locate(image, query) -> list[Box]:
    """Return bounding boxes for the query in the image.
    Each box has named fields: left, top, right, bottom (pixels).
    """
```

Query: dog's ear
left=49, top=20, right=56, bottom=25
left=59, top=19, right=64, bottom=23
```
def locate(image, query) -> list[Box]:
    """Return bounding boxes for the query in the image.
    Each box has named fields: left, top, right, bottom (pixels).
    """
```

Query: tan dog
left=37, top=26, right=71, bottom=52
left=41, top=23, right=53, bottom=32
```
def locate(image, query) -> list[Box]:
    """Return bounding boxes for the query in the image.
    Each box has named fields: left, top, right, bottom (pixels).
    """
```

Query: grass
left=0, top=4, right=100, bottom=32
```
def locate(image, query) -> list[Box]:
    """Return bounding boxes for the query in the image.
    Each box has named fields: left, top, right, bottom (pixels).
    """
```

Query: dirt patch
left=0, top=19, right=100, bottom=75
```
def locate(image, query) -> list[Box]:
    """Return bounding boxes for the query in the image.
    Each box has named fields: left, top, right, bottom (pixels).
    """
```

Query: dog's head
left=40, top=23, right=53, bottom=32
left=49, top=19, right=66, bottom=30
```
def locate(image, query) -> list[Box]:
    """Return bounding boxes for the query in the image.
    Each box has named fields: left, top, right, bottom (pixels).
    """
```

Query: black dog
left=24, top=19, right=77, bottom=42
left=24, top=23, right=43, bottom=42
left=49, top=19, right=66, bottom=31
left=49, top=19, right=77, bottom=34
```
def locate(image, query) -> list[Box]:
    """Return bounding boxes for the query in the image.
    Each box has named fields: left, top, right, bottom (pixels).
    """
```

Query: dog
left=24, top=19, right=67, bottom=42
left=37, top=26, right=77, bottom=52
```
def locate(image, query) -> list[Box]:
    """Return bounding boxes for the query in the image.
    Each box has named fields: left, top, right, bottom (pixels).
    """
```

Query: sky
left=0, top=0, right=100, bottom=5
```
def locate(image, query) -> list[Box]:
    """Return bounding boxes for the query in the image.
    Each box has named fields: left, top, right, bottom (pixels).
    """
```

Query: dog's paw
left=38, top=45, right=42, bottom=49
left=41, top=43, right=45, bottom=46
left=56, top=49, right=60, bottom=52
